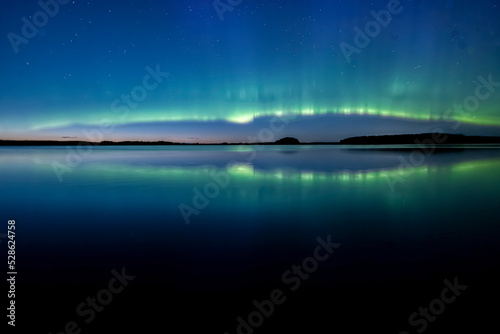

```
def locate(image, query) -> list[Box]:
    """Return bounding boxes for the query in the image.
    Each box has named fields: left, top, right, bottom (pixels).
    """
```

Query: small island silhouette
left=1, top=133, right=500, bottom=146
left=273, top=137, right=301, bottom=145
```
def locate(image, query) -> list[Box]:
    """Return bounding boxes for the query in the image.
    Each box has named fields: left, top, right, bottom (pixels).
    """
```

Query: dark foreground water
left=1, top=145, right=499, bottom=333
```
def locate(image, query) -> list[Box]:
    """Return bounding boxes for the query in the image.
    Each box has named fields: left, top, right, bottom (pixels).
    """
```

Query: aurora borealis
left=1, top=0, right=500, bottom=142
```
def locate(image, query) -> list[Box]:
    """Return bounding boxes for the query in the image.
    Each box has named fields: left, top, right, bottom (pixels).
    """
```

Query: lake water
left=1, top=145, right=499, bottom=333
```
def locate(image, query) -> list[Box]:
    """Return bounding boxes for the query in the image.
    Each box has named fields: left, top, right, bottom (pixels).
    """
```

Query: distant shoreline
left=1, top=133, right=500, bottom=146
left=0, top=140, right=340, bottom=146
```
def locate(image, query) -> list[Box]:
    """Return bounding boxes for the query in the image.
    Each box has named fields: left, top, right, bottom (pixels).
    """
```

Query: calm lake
left=1, top=145, right=499, bottom=333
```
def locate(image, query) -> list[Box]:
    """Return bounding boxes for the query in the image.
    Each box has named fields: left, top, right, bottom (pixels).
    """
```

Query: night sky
left=1, top=0, right=500, bottom=142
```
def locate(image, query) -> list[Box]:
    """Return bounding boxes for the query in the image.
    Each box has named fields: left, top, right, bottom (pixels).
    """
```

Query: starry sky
left=1, top=0, right=500, bottom=143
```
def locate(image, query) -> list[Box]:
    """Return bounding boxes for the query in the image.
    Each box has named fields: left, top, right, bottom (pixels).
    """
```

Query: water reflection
left=1, top=146, right=500, bottom=333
